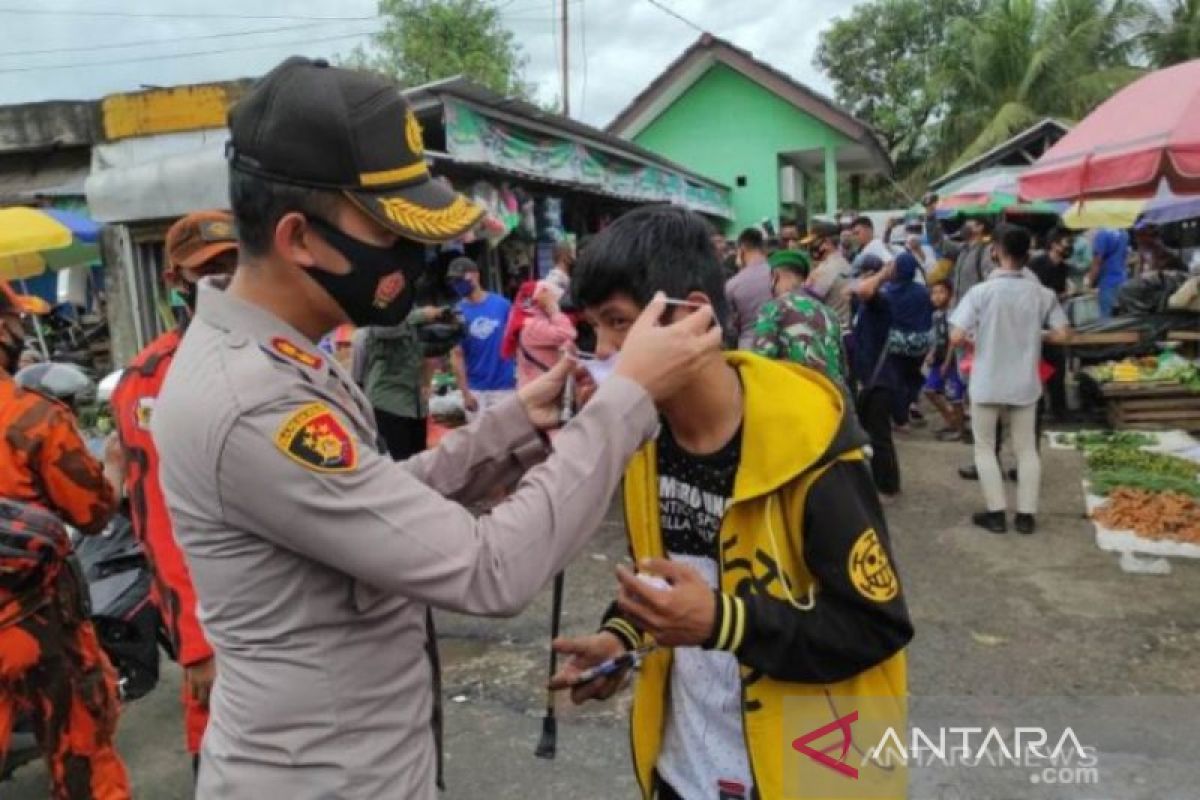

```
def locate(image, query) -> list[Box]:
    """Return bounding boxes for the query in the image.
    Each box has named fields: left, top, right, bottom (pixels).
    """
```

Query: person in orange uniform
left=0, top=280, right=131, bottom=799
left=111, top=211, right=237, bottom=765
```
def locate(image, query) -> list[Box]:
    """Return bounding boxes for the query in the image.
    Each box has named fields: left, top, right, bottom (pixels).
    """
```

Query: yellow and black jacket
left=602, top=352, right=912, bottom=799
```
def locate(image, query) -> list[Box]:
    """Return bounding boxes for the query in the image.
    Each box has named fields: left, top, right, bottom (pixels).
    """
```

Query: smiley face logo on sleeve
left=275, top=403, right=358, bottom=473
left=848, top=528, right=899, bottom=603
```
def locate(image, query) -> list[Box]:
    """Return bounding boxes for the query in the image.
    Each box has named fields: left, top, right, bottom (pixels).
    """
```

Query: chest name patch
left=275, top=403, right=358, bottom=473
left=269, top=337, right=323, bottom=370
left=848, top=528, right=899, bottom=603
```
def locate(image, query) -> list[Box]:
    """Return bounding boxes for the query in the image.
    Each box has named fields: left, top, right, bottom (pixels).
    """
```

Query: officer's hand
left=616, top=560, right=716, bottom=648
left=517, top=356, right=575, bottom=430
left=613, top=293, right=722, bottom=402
left=462, top=390, right=479, bottom=413
left=185, top=657, right=217, bottom=709
left=548, top=631, right=629, bottom=704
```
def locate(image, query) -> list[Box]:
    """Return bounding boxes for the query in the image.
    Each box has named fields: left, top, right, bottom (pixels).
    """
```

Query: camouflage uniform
left=751, top=291, right=849, bottom=384
left=0, top=374, right=129, bottom=799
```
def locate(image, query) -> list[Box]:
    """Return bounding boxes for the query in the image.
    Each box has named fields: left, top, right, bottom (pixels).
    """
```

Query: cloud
left=0, top=0, right=857, bottom=131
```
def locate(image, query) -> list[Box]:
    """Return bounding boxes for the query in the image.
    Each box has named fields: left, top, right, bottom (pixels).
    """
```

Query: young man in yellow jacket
left=551, top=205, right=913, bottom=800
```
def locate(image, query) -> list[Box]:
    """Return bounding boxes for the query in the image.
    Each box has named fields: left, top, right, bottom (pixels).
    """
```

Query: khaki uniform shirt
left=153, top=279, right=658, bottom=799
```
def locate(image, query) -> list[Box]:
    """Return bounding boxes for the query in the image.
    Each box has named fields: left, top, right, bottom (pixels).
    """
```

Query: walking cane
left=535, top=570, right=565, bottom=759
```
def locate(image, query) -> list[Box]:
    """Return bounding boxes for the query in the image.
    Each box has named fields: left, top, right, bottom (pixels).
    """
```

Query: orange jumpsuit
left=0, top=372, right=131, bottom=799
left=111, top=329, right=212, bottom=753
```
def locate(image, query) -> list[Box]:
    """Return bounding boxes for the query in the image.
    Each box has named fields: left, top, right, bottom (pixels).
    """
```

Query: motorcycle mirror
left=97, top=369, right=123, bottom=404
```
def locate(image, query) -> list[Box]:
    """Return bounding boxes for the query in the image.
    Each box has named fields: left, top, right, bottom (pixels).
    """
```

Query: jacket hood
left=726, top=352, right=867, bottom=502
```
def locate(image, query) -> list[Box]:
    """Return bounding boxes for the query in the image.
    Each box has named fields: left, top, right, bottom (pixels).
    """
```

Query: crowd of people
left=2, top=53, right=1192, bottom=800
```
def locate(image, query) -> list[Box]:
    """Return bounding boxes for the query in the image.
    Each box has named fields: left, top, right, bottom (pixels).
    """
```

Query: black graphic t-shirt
left=655, top=422, right=753, bottom=800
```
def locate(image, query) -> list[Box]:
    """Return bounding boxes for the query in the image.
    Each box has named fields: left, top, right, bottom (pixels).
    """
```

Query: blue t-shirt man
left=1090, top=228, right=1129, bottom=318
left=447, top=257, right=515, bottom=417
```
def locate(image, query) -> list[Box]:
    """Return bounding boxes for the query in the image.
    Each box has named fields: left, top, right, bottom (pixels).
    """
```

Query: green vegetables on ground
left=1085, top=445, right=1200, bottom=483
left=1058, top=431, right=1157, bottom=450
left=1087, top=469, right=1200, bottom=499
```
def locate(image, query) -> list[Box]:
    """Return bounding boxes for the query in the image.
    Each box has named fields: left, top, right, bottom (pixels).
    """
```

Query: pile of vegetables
left=1058, top=431, right=1157, bottom=450
left=1086, top=352, right=1200, bottom=389
left=1086, top=440, right=1200, bottom=544
left=1091, top=489, right=1200, bottom=544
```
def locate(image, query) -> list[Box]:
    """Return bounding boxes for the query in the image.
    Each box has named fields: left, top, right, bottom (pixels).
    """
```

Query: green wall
left=631, top=63, right=853, bottom=233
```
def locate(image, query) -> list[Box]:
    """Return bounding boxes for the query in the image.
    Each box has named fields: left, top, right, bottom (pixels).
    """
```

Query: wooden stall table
left=1100, top=381, right=1200, bottom=432
left=1168, top=330, right=1200, bottom=358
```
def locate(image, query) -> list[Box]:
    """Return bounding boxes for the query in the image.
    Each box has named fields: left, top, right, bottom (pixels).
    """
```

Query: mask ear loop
left=764, top=494, right=816, bottom=611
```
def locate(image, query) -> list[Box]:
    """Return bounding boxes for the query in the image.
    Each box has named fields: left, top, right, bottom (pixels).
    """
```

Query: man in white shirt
left=850, top=216, right=897, bottom=274
left=950, top=225, right=1070, bottom=536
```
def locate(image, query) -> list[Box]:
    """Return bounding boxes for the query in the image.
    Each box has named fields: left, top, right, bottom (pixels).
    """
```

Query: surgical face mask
left=576, top=350, right=618, bottom=385
left=305, top=217, right=424, bottom=327
left=450, top=277, right=474, bottom=298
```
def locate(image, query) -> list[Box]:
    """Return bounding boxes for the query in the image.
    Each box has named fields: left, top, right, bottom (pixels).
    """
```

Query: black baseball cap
left=446, top=256, right=479, bottom=278
left=228, top=56, right=483, bottom=244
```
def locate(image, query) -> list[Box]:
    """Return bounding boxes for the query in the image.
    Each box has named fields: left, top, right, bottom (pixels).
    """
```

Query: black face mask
left=305, top=218, right=425, bottom=327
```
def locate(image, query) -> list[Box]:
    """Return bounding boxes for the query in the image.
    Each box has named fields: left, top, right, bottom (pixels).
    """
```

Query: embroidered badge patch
left=134, top=397, right=155, bottom=430
left=274, top=403, right=358, bottom=473
left=373, top=271, right=405, bottom=308
left=270, top=337, right=323, bottom=370
left=848, top=528, right=899, bottom=603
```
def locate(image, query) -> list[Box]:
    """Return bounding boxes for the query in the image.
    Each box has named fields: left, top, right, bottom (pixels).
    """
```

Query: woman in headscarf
left=884, top=252, right=934, bottom=427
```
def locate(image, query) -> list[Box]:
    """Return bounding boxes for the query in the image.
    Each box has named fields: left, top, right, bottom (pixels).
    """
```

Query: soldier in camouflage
left=751, top=249, right=848, bottom=385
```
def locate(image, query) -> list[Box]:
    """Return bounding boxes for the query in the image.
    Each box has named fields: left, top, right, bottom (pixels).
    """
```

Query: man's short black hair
left=736, top=227, right=765, bottom=251
left=996, top=223, right=1032, bottom=263
left=851, top=215, right=874, bottom=230
left=229, top=169, right=341, bottom=257
left=572, top=204, right=729, bottom=328
left=970, top=215, right=994, bottom=235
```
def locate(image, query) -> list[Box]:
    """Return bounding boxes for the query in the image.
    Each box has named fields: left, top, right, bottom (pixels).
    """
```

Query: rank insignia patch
left=848, top=528, right=899, bottom=603
left=270, top=337, right=323, bottom=370
left=275, top=403, right=358, bottom=473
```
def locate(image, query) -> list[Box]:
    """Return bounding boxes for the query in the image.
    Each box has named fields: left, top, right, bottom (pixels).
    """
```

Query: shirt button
left=227, top=334, right=248, bottom=349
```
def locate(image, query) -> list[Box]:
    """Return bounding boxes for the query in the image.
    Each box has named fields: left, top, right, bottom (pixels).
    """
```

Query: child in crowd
left=923, top=280, right=965, bottom=441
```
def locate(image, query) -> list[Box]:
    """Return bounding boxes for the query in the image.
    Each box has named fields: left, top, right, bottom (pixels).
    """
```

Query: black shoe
left=1014, top=513, right=1036, bottom=534
left=972, top=511, right=1007, bottom=534
left=958, top=465, right=979, bottom=481
left=1006, top=468, right=1019, bottom=482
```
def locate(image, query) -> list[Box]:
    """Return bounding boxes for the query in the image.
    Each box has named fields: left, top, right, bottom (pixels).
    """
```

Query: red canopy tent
left=1019, top=59, right=1200, bottom=201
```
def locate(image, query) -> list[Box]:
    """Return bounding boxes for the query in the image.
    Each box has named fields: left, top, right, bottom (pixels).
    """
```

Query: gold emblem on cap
left=376, top=194, right=483, bottom=241
left=406, top=109, right=424, bottom=157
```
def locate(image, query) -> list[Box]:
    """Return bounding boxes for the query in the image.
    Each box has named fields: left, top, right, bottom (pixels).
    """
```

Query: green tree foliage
left=342, top=0, right=533, bottom=98
left=1140, top=0, right=1200, bottom=66
left=938, top=0, right=1146, bottom=169
left=814, top=0, right=980, bottom=175
left=815, top=0, right=1155, bottom=184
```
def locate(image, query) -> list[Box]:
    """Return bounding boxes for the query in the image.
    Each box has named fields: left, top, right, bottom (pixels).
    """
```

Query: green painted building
left=607, top=34, right=891, bottom=233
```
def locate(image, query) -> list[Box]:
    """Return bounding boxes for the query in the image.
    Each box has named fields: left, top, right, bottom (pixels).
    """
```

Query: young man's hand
left=548, top=632, right=629, bottom=704
left=462, top=389, right=479, bottom=413
left=615, top=559, right=716, bottom=648
left=613, top=293, right=723, bottom=402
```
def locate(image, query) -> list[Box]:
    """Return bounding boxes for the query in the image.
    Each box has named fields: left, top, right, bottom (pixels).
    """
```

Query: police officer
left=152, top=57, right=720, bottom=799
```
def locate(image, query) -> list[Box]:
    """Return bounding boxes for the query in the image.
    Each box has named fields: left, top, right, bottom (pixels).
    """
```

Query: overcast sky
left=0, top=0, right=856, bottom=128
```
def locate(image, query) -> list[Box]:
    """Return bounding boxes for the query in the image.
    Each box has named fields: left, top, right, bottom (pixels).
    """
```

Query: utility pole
left=560, top=0, right=569, bottom=117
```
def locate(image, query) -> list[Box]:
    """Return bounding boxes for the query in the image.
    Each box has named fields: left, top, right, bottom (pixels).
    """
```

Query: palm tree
left=1140, top=0, right=1200, bottom=66
left=935, top=0, right=1146, bottom=170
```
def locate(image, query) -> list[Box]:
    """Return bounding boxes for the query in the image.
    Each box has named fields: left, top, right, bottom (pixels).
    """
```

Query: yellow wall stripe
left=102, top=84, right=238, bottom=141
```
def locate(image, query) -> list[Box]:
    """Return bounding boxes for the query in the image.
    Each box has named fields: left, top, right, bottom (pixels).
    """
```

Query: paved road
left=7, top=431, right=1200, bottom=798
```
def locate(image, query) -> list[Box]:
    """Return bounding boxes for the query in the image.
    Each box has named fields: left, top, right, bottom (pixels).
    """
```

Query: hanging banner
left=445, top=101, right=732, bottom=219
